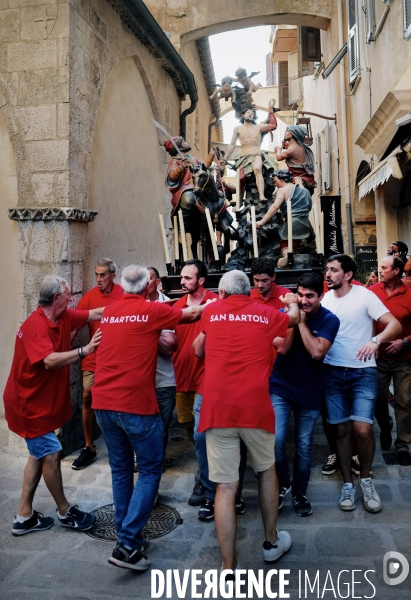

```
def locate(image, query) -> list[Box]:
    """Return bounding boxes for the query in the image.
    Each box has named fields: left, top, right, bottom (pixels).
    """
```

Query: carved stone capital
left=8, top=207, right=98, bottom=223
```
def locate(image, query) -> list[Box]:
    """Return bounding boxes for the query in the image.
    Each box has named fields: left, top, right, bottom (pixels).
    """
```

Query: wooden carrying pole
left=159, top=214, right=170, bottom=263
left=178, top=210, right=188, bottom=262
left=173, top=215, right=179, bottom=260
left=250, top=206, right=259, bottom=258
left=205, top=207, right=219, bottom=261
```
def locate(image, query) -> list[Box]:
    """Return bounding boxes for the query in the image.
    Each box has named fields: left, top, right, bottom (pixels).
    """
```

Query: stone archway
left=0, top=112, right=22, bottom=413
left=144, top=0, right=332, bottom=49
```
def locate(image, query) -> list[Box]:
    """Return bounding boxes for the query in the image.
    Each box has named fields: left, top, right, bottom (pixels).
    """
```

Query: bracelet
left=78, top=347, right=85, bottom=359
left=402, top=338, right=408, bottom=347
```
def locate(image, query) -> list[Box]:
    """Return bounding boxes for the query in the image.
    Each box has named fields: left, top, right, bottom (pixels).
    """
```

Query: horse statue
left=188, top=163, right=238, bottom=265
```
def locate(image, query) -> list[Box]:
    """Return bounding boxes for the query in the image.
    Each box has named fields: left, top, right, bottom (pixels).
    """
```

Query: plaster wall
left=348, top=2, right=411, bottom=155
left=0, top=112, right=21, bottom=416
left=86, top=56, right=166, bottom=288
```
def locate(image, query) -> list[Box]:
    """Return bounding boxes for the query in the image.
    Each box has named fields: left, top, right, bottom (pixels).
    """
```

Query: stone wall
left=0, top=0, right=212, bottom=445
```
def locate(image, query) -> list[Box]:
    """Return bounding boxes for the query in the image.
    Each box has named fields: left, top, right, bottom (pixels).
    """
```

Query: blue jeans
left=271, top=394, right=320, bottom=496
left=156, top=386, right=176, bottom=454
left=194, top=394, right=247, bottom=500
left=323, top=365, right=377, bottom=425
left=95, top=410, right=163, bottom=549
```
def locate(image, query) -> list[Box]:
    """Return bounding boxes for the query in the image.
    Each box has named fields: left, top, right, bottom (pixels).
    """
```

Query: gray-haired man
left=194, top=270, right=299, bottom=581
left=71, top=258, right=123, bottom=470
left=4, top=275, right=104, bottom=536
left=92, top=265, right=213, bottom=571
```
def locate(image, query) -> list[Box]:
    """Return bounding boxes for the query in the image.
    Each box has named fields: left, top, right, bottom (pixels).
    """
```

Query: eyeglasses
left=284, top=138, right=292, bottom=142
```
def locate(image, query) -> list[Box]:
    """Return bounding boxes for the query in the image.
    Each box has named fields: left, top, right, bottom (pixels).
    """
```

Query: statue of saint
left=274, top=125, right=317, bottom=195
left=221, top=103, right=278, bottom=202
left=164, top=137, right=213, bottom=225
left=256, top=169, right=315, bottom=267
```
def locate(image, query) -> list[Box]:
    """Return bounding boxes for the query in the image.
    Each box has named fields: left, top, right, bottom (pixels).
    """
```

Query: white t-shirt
left=150, top=291, right=176, bottom=388
left=321, top=285, right=389, bottom=368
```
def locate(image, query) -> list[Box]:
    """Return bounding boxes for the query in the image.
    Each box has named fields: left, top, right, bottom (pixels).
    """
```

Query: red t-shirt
left=173, top=289, right=219, bottom=393
left=198, top=295, right=289, bottom=434
left=250, top=284, right=291, bottom=369
left=76, top=283, right=124, bottom=372
left=250, top=284, right=291, bottom=309
left=370, top=282, right=411, bottom=360
left=3, top=307, right=89, bottom=438
left=92, top=295, right=182, bottom=414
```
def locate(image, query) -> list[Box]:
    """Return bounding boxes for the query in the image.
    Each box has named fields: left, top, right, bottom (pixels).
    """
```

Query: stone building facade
left=0, top=0, right=215, bottom=439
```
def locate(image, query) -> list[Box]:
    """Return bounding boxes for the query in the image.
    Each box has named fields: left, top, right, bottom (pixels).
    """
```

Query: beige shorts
left=82, top=370, right=94, bottom=391
left=175, top=391, right=196, bottom=423
left=206, top=427, right=275, bottom=483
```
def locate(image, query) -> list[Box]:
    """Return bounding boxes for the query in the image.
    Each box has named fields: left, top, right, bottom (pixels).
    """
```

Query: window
left=347, top=0, right=360, bottom=84
left=404, top=0, right=411, bottom=39
left=365, top=0, right=376, bottom=43
left=316, top=123, right=333, bottom=194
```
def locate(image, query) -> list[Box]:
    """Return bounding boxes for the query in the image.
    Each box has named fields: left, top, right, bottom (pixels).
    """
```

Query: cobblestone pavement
left=0, top=416, right=410, bottom=600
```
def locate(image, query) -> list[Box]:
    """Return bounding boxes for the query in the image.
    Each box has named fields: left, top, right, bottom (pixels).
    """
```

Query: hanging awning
left=358, top=147, right=403, bottom=199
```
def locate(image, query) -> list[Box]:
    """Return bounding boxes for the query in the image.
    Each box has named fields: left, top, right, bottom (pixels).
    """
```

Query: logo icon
left=383, top=551, right=409, bottom=586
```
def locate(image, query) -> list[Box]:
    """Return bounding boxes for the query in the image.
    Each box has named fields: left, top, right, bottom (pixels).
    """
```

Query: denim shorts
left=323, top=365, right=377, bottom=425
left=26, top=431, right=62, bottom=459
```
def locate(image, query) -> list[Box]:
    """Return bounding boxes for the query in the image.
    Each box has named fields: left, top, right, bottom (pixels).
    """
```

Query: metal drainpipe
left=338, top=0, right=355, bottom=254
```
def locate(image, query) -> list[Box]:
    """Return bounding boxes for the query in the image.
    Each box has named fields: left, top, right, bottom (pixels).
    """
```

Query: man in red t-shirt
left=4, top=275, right=104, bottom=536
left=250, top=257, right=291, bottom=309
left=71, top=258, right=123, bottom=470
left=173, top=259, right=218, bottom=507
left=195, top=270, right=299, bottom=576
left=370, top=256, right=411, bottom=465
left=92, top=264, right=210, bottom=571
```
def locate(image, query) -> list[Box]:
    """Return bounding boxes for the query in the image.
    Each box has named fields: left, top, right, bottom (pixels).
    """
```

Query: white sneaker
left=338, top=483, right=356, bottom=511
left=220, top=563, right=242, bottom=594
left=359, top=477, right=381, bottom=513
left=263, top=530, right=292, bottom=562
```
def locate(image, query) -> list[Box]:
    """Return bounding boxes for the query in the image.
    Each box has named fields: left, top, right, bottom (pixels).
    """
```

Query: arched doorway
left=87, top=57, right=166, bottom=288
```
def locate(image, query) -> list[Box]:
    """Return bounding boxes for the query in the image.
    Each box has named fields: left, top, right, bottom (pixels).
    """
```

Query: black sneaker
left=292, top=494, right=312, bottom=517
left=58, top=505, right=96, bottom=531
left=321, top=454, right=340, bottom=475
left=108, top=541, right=150, bottom=571
left=351, top=455, right=361, bottom=475
left=198, top=499, right=214, bottom=521
left=12, top=511, right=54, bottom=536
left=235, top=493, right=246, bottom=515
left=71, top=447, right=97, bottom=470
left=278, top=485, right=291, bottom=510
left=188, top=472, right=205, bottom=506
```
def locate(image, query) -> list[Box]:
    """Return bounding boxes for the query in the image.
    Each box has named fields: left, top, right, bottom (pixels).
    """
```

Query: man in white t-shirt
left=322, top=255, right=401, bottom=513
left=147, top=267, right=177, bottom=463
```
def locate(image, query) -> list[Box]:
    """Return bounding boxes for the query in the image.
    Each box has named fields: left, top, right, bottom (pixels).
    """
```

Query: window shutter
left=404, top=0, right=411, bottom=39
left=266, top=53, right=273, bottom=85
left=316, top=133, right=323, bottom=194
left=324, top=122, right=333, bottom=192
left=347, top=0, right=360, bottom=84
left=301, top=27, right=321, bottom=62
left=278, top=61, right=290, bottom=109
left=365, top=0, right=376, bottom=43
left=288, top=50, right=303, bottom=105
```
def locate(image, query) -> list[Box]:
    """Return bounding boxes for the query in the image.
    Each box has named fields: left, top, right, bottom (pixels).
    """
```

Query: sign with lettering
left=355, top=245, right=378, bottom=268
left=320, top=196, right=344, bottom=258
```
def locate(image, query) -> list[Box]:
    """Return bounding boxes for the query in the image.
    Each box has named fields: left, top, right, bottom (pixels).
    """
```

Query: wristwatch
left=371, top=336, right=380, bottom=346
